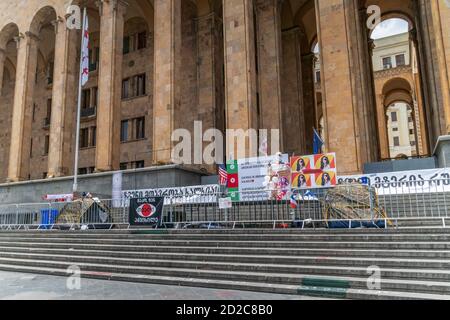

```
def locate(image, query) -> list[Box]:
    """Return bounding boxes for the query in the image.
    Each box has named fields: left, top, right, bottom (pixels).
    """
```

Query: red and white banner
left=80, top=8, right=89, bottom=86
left=42, top=194, right=74, bottom=202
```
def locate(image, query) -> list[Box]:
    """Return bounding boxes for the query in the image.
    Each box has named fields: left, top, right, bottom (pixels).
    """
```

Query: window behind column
left=135, top=117, right=145, bottom=140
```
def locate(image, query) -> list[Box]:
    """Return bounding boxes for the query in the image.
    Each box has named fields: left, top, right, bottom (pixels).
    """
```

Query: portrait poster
left=290, top=153, right=337, bottom=189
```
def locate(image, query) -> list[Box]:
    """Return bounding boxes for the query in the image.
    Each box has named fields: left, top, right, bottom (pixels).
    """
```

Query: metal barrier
left=0, top=199, right=129, bottom=230
left=1, top=179, right=450, bottom=229
left=161, top=180, right=450, bottom=228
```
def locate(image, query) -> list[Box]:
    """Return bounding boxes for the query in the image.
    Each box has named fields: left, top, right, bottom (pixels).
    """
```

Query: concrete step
left=1, top=228, right=449, bottom=299
left=0, top=258, right=449, bottom=296
left=1, top=250, right=450, bottom=270
left=3, top=244, right=450, bottom=259
left=0, top=255, right=449, bottom=283
left=1, top=239, right=450, bottom=250
left=1, top=233, right=450, bottom=241
left=2, top=228, right=450, bottom=235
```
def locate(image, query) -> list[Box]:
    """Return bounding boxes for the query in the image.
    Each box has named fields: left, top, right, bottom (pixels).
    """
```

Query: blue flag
left=313, top=128, right=324, bottom=154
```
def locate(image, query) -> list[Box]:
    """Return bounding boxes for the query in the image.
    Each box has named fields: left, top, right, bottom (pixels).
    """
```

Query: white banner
left=338, top=168, right=450, bottom=195
left=122, top=184, right=220, bottom=205
left=112, top=172, right=123, bottom=207
left=230, top=154, right=290, bottom=201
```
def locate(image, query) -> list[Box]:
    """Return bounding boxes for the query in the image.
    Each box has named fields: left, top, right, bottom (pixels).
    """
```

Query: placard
left=219, top=197, right=233, bottom=209
left=291, top=153, right=337, bottom=189
left=129, top=197, right=164, bottom=226
left=227, top=154, right=290, bottom=202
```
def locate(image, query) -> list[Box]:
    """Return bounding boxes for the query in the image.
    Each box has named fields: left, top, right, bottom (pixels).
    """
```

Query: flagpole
left=73, top=8, right=87, bottom=194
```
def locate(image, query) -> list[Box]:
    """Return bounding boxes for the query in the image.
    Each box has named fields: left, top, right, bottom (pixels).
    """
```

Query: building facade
left=372, top=32, right=423, bottom=159
left=0, top=0, right=449, bottom=183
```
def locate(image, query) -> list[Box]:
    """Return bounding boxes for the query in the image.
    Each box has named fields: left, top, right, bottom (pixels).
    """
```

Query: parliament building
left=0, top=0, right=449, bottom=183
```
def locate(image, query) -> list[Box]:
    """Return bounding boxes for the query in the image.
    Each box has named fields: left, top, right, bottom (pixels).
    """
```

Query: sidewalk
left=0, top=271, right=323, bottom=300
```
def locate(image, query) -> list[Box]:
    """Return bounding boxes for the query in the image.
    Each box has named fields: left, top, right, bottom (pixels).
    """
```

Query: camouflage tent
left=323, top=183, right=390, bottom=227
left=56, top=197, right=112, bottom=225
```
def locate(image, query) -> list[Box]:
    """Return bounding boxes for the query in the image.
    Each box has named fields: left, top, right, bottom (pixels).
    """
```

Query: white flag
left=80, top=9, right=89, bottom=86
left=259, top=136, right=268, bottom=157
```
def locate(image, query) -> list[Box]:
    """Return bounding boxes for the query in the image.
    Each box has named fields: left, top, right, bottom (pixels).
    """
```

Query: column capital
left=96, top=0, right=128, bottom=16
left=409, top=27, right=418, bottom=43
left=13, top=32, right=24, bottom=45
left=24, top=31, right=40, bottom=42
left=196, top=12, right=215, bottom=23
left=302, top=52, right=316, bottom=61
left=195, top=12, right=224, bottom=30
left=358, top=6, right=368, bottom=17
left=255, top=0, right=284, bottom=10
left=281, top=26, right=301, bottom=36
left=368, top=38, right=375, bottom=51
left=51, top=16, right=65, bottom=33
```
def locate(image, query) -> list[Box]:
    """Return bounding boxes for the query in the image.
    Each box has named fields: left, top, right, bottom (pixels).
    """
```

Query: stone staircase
left=0, top=228, right=450, bottom=300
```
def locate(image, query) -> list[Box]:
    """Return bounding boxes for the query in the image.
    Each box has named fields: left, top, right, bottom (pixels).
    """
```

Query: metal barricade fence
left=0, top=179, right=450, bottom=229
left=0, top=199, right=129, bottom=230
left=160, top=180, right=450, bottom=227
left=376, top=178, right=450, bottom=219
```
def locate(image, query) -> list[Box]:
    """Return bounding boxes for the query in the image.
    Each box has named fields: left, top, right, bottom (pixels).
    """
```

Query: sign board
left=122, top=184, right=220, bottom=205
left=42, top=194, right=74, bottom=202
left=219, top=197, right=233, bottom=209
left=338, top=168, right=450, bottom=195
left=291, top=153, right=337, bottom=189
left=129, top=197, right=165, bottom=227
left=227, top=154, right=290, bottom=202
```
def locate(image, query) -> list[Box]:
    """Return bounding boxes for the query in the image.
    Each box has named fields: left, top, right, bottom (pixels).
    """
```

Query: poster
left=227, top=154, right=290, bottom=202
left=291, top=153, right=337, bottom=189
left=338, top=168, right=450, bottom=195
left=219, top=197, right=233, bottom=209
left=129, top=197, right=164, bottom=226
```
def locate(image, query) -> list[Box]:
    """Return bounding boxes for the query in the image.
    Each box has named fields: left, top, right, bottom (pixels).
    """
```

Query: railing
left=0, top=199, right=128, bottom=230
left=1, top=179, right=450, bottom=230
left=42, top=117, right=51, bottom=128
left=81, top=106, right=96, bottom=118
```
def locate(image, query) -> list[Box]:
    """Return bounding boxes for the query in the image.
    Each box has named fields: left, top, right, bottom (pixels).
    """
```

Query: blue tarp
left=327, top=220, right=386, bottom=229
left=40, top=209, right=59, bottom=229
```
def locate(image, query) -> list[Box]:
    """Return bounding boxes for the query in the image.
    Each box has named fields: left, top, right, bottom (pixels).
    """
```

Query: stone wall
left=0, top=165, right=206, bottom=204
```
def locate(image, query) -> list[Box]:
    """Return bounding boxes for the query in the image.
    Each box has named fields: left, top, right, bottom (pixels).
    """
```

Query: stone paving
left=0, top=271, right=322, bottom=300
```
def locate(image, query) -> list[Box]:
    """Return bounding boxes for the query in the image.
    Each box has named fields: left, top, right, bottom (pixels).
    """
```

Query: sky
left=371, top=18, right=409, bottom=39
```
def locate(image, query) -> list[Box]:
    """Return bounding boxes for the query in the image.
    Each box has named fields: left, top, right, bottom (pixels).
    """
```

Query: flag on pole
left=73, top=8, right=89, bottom=193
left=313, top=128, right=324, bottom=155
left=80, top=8, right=89, bottom=86
left=218, top=164, right=228, bottom=186
left=259, top=136, right=268, bottom=157
left=290, top=193, right=298, bottom=209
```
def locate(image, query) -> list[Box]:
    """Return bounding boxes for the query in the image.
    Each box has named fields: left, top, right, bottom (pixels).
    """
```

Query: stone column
left=8, top=32, right=39, bottom=181
left=429, top=0, right=450, bottom=134
left=152, top=0, right=182, bottom=164
left=196, top=13, right=225, bottom=169
left=255, top=0, right=283, bottom=151
left=315, top=0, right=375, bottom=174
left=47, top=18, right=78, bottom=178
left=301, top=53, right=316, bottom=154
left=376, top=94, right=389, bottom=160
left=0, top=48, right=5, bottom=96
left=355, top=5, right=380, bottom=163
left=223, top=0, right=258, bottom=160
left=410, top=31, right=429, bottom=156
left=196, top=13, right=216, bottom=131
left=281, top=27, right=305, bottom=155
left=95, top=0, right=127, bottom=172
